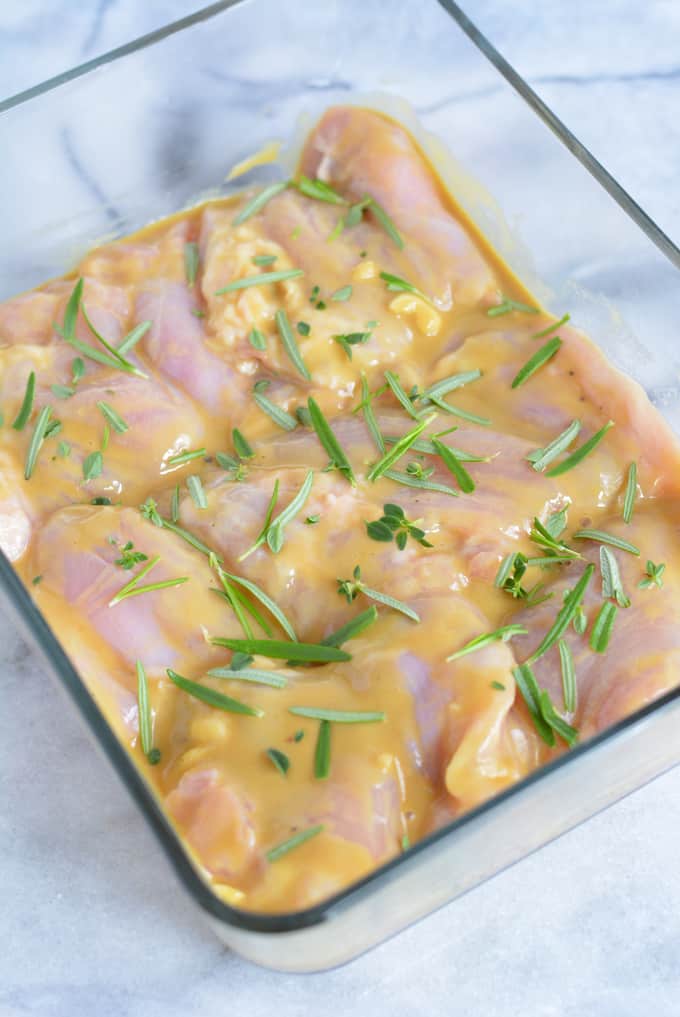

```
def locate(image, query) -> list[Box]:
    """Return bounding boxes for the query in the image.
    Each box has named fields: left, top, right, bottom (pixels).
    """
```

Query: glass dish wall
left=2, top=0, right=680, bottom=971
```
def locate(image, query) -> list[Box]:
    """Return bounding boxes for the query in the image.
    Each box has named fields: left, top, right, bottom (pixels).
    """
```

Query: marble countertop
left=2, top=2, right=680, bottom=1015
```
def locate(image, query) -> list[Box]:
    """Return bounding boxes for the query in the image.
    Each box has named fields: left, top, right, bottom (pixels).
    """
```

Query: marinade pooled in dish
left=3, top=106, right=680, bottom=913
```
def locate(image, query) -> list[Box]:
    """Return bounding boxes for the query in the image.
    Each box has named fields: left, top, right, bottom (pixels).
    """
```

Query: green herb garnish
left=511, top=337, right=562, bottom=389
left=530, top=517, right=580, bottom=560
left=321, top=606, right=378, bottom=648
left=330, top=284, right=353, bottom=302
left=487, top=296, right=539, bottom=318
left=528, top=563, right=595, bottom=662
left=249, top=327, right=267, bottom=351
left=109, top=555, right=188, bottom=606
left=545, top=421, right=614, bottom=477
left=50, top=384, right=75, bottom=400
left=314, top=720, right=331, bottom=779
left=297, top=321, right=311, bottom=337
left=638, top=560, right=665, bottom=590
left=57, top=440, right=71, bottom=458
left=532, top=313, right=570, bottom=338
left=97, top=401, right=128, bottom=434
left=253, top=388, right=298, bottom=431
left=447, top=624, right=528, bottom=662
left=600, top=545, right=630, bottom=607
left=232, top=428, right=254, bottom=460
left=184, top=242, right=200, bottom=287
left=167, top=668, right=263, bottom=717
left=431, top=437, right=475, bottom=493
left=207, top=667, right=287, bottom=688
left=114, top=541, right=149, bottom=571
left=252, top=254, right=278, bottom=267
left=356, top=373, right=385, bottom=453
left=558, top=639, right=576, bottom=713
left=12, top=372, right=36, bottom=431
left=307, top=397, right=355, bottom=484
left=82, top=450, right=103, bottom=481
left=367, top=414, right=436, bottom=482
left=220, top=571, right=297, bottom=641
left=385, top=371, right=421, bottom=420
left=289, top=706, right=385, bottom=723
left=232, top=181, right=288, bottom=226
left=380, top=271, right=428, bottom=303
left=367, top=198, right=404, bottom=249
left=215, top=268, right=303, bottom=296
left=622, top=462, right=637, bottom=524
left=573, top=529, right=639, bottom=556
left=366, top=503, right=433, bottom=550
left=384, top=434, right=489, bottom=463
left=275, top=308, right=311, bottom=381
left=136, top=660, right=160, bottom=764
left=383, top=469, right=459, bottom=496
left=590, top=601, right=617, bottom=653
left=419, top=371, right=482, bottom=406
left=296, top=176, right=346, bottom=205
left=211, top=637, right=350, bottom=663
left=337, top=564, right=419, bottom=622
left=334, top=331, right=371, bottom=360
left=186, top=474, right=207, bottom=509
left=71, top=357, right=85, bottom=383
left=266, top=748, right=290, bottom=775
left=266, top=824, right=324, bottom=862
left=526, top=420, right=581, bottom=472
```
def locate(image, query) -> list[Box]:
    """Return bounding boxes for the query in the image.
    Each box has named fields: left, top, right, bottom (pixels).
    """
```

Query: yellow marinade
left=2, top=106, right=680, bottom=914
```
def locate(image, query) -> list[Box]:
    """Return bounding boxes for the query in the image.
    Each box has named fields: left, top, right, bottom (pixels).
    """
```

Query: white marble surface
left=2, top=2, right=680, bottom=1015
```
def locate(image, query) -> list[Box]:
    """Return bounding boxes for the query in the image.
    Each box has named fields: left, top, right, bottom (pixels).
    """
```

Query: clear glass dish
left=2, top=0, right=680, bottom=972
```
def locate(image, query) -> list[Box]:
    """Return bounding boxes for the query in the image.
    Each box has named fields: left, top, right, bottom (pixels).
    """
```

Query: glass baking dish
left=3, top=0, right=680, bottom=972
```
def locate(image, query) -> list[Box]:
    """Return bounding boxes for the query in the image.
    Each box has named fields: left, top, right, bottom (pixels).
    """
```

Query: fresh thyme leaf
left=530, top=517, right=580, bottom=560
left=600, top=545, right=630, bottom=607
left=266, top=748, right=290, bottom=775
left=266, top=824, right=324, bottom=862
left=545, top=509, right=568, bottom=539
left=82, top=450, right=103, bottom=481
left=330, top=285, right=353, bottom=303
left=50, top=384, right=75, bottom=400
left=383, top=469, right=459, bottom=496
left=314, top=720, right=331, bottom=780
left=233, top=428, right=254, bottom=460
left=252, top=254, right=278, bottom=267
left=289, top=706, right=385, bottom=723
left=71, top=357, right=85, bottom=383
left=293, top=729, right=304, bottom=742
left=487, top=296, right=539, bottom=318
left=211, top=637, right=350, bottom=663
left=333, top=331, right=371, bottom=360
left=321, top=606, right=378, bottom=648
left=622, top=462, right=637, bottom=524
left=532, top=313, right=570, bottom=338
left=558, top=638, right=576, bottom=713
left=573, top=605, right=587, bottom=635
left=32, top=575, right=43, bottom=585
left=590, top=601, right=617, bottom=653
left=207, top=666, right=287, bottom=688
left=358, top=372, right=385, bottom=453
left=307, top=397, right=355, bottom=484
left=527, top=420, right=581, bottom=472
left=367, top=198, right=404, bottom=249
left=490, top=681, right=506, bottom=691
left=57, top=440, right=71, bottom=458
left=495, top=552, right=522, bottom=590
left=297, top=321, right=311, bottom=337
left=573, top=529, right=640, bottom=556
left=512, top=663, right=555, bottom=746
left=366, top=504, right=432, bottom=550
left=114, top=541, right=149, bottom=570
left=167, top=668, right=263, bottom=717
left=296, top=176, right=347, bottom=205
left=187, top=474, right=208, bottom=509
left=447, top=624, right=528, bottom=661
left=384, top=371, right=421, bottom=420
left=12, top=372, right=36, bottom=431
left=345, top=197, right=372, bottom=229
left=528, top=563, right=595, bottom=662
left=275, top=308, right=311, bottom=381
left=638, top=560, right=665, bottom=590
left=139, top=497, right=163, bottom=527
left=248, top=327, right=267, bottom=350
left=215, top=268, right=303, bottom=295
left=305, top=514, right=319, bottom=525
left=253, top=389, right=298, bottom=431
left=511, top=337, right=562, bottom=389
left=367, top=414, right=436, bottom=482
left=184, top=242, right=200, bottom=287
left=232, top=181, right=288, bottom=226
left=380, top=271, right=428, bottom=303
left=431, top=437, right=475, bottom=493
left=97, top=401, right=128, bottom=434
left=136, top=660, right=158, bottom=762
left=546, top=421, right=614, bottom=477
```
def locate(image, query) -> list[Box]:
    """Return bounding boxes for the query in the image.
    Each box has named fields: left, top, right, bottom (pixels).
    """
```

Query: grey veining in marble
left=2, top=2, right=680, bottom=1015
